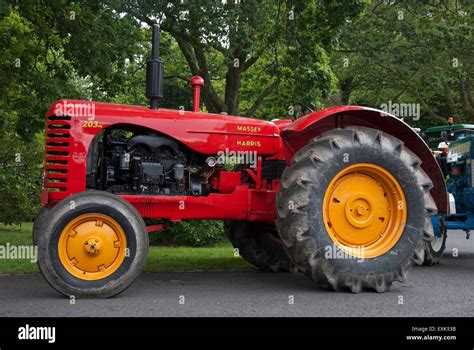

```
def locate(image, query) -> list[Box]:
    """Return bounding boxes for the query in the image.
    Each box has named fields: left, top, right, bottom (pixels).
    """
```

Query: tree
left=0, top=111, right=43, bottom=224
left=115, top=0, right=365, bottom=117
left=330, top=0, right=473, bottom=128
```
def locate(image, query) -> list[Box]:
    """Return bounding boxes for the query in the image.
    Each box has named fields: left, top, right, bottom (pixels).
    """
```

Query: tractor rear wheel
left=276, top=126, right=436, bottom=293
left=224, top=221, right=292, bottom=272
left=37, top=191, right=149, bottom=298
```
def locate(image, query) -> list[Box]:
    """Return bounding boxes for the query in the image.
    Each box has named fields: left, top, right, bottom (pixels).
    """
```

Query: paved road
left=1, top=231, right=473, bottom=317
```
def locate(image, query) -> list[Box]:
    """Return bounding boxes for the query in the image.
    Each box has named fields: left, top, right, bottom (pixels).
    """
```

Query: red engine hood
left=47, top=100, right=284, bottom=156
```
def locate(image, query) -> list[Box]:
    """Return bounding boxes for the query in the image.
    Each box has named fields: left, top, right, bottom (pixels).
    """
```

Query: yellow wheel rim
left=323, top=163, right=406, bottom=259
left=58, top=213, right=127, bottom=280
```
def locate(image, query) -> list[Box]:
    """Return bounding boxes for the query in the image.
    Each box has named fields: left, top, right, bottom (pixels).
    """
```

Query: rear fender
left=280, top=106, right=448, bottom=215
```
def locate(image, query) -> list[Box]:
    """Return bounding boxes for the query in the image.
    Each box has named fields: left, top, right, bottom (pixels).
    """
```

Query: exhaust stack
left=189, top=76, right=205, bottom=112
left=146, top=24, right=164, bottom=109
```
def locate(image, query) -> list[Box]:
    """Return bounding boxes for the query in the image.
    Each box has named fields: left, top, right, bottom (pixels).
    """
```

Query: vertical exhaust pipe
left=146, top=24, right=164, bottom=109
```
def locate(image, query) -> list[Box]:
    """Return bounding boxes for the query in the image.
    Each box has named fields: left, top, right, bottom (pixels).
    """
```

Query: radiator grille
left=44, top=115, right=71, bottom=192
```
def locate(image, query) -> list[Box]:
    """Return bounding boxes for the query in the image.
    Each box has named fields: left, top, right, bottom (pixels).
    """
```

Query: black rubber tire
left=224, top=221, right=292, bottom=272
left=37, top=191, right=149, bottom=298
left=276, top=126, right=437, bottom=293
left=32, top=207, right=49, bottom=246
left=423, top=221, right=447, bottom=266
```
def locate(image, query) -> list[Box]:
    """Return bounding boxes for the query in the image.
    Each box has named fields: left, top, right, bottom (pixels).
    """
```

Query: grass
left=0, top=222, right=251, bottom=274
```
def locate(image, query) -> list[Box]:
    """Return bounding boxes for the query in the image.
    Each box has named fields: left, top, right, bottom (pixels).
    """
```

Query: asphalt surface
left=0, top=230, right=473, bottom=317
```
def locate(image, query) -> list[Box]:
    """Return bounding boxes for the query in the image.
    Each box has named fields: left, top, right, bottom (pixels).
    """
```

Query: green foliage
left=0, top=113, right=43, bottom=224
left=330, top=0, right=474, bottom=128
left=114, top=0, right=365, bottom=116
left=150, top=220, right=225, bottom=247
left=0, top=9, right=81, bottom=137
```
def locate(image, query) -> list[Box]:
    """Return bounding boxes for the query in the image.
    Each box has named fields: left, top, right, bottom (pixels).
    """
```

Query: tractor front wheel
left=37, top=191, right=149, bottom=298
left=277, top=126, right=436, bottom=293
left=224, top=221, right=292, bottom=272
left=33, top=207, right=49, bottom=246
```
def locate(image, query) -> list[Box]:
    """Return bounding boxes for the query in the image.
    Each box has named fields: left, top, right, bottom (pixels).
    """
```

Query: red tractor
left=34, top=25, right=447, bottom=297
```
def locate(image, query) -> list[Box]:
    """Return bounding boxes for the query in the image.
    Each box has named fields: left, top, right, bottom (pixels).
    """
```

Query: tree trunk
left=245, top=78, right=281, bottom=117
left=444, top=83, right=457, bottom=117
left=339, top=76, right=353, bottom=105
left=459, top=78, right=474, bottom=121
left=224, top=65, right=242, bottom=115
left=175, top=37, right=225, bottom=113
left=413, top=86, right=446, bottom=124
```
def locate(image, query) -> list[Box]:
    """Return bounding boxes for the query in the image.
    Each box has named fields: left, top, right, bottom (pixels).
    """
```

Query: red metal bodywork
left=42, top=100, right=447, bottom=224
left=43, top=100, right=282, bottom=223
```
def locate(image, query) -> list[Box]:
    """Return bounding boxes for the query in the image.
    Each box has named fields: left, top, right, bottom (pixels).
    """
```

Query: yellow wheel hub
left=323, top=163, right=406, bottom=258
left=58, top=213, right=127, bottom=280
left=83, top=237, right=102, bottom=256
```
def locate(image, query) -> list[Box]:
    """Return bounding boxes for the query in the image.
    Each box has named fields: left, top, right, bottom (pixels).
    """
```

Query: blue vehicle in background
left=422, top=120, right=474, bottom=264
